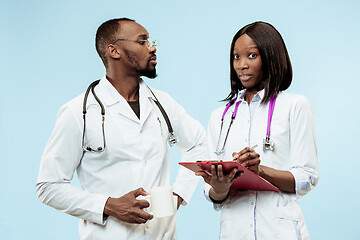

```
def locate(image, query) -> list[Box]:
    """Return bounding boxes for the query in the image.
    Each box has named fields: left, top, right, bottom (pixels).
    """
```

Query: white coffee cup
left=145, top=186, right=176, bottom=218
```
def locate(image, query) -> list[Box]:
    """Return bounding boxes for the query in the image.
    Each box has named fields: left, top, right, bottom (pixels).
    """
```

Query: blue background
left=1, top=0, right=359, bottom=239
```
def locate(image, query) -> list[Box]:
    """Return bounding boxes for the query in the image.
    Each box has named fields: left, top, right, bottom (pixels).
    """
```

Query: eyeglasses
left=114, top=37, right=159, bottom=50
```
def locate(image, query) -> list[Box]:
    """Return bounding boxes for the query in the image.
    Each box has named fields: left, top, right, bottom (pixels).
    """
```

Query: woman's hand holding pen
left=233, top=145, right=261, bottom=175
left=233, top=145, right=296, bottom=193
left=196, top=164, right=240, bottom=202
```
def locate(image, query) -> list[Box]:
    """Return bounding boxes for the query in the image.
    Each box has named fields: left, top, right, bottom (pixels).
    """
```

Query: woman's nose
left=235, top=59, right=249, bottom=70
left=240, top=59, right=249, bottom=69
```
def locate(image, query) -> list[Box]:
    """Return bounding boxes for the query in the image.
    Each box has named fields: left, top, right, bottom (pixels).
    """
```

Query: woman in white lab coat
left=196, top=21, right=319, bottom=239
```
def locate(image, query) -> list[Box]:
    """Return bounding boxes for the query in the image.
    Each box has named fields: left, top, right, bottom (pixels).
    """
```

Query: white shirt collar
left=236, top=89, right=265, bottom=103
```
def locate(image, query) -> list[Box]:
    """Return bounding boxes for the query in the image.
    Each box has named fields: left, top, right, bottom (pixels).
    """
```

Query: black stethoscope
left=82, top=80, right=178, bottom=153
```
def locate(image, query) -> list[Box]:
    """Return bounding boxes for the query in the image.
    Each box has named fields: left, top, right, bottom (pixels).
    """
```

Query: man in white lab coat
left=36, top=18, right=207, bottom=240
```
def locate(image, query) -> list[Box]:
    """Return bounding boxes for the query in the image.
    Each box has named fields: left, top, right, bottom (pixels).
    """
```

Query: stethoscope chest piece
left=262, top=94, right=277, bottom=152
left=263, top=136, right=274, bottom=151
left=168, top=132, right=178, bottom=147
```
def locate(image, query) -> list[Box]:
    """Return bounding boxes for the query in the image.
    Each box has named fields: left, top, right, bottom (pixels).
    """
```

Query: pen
left=251, top=144, right=258, bottom=150
left=157, top=117, right=163, bottom=135
left=232, top=144, right=258, bottom=161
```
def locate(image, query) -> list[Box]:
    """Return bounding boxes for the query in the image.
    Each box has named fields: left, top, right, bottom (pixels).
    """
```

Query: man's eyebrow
left=137, top=34, right=148, bottom=39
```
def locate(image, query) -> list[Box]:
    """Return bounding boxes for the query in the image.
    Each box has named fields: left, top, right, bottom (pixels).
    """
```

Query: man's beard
left=138, top=61, right=157, bottom=79
left=125, top=50, right=157, bottom=79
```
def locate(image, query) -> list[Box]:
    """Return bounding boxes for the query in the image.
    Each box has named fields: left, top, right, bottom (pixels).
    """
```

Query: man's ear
left=107, top=44, right=121, bottom=59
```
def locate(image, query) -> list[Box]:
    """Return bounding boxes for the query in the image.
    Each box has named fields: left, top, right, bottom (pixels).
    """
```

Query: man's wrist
left=103, top=197, right=112, bottom=217
left=173, top=193, right=183, bottom=209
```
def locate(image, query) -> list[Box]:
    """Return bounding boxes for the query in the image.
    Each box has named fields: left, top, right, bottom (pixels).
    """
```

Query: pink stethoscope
left=214, top=94, right=277, bottom=156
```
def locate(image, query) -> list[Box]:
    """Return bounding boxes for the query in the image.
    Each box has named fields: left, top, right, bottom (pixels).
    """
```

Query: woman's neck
left=245, top=88, right=259, bottom=104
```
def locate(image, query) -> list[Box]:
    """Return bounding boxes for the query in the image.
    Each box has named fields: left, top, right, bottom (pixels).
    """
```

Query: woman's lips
left=239, top=74, right=252, bottom=81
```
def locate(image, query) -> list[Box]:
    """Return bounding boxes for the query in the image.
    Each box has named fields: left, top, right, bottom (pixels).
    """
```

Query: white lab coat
left=205, top=90, right=318, bottom=240
left=36, top=76, right=207, bottom=240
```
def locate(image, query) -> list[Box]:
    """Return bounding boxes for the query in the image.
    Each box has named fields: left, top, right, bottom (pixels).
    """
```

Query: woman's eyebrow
left=247, top=45, right=258, bottom=49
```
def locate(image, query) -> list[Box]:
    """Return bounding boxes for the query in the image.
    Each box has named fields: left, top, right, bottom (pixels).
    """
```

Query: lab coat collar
left=97, top=76, right=121, bottom=106
left=236, top=88, right=265, bottom=103
left=96, top=76, right=154, bottom=125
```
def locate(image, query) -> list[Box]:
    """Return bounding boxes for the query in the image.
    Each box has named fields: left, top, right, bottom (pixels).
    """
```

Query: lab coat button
left=251, top=202, right=254, bottom=205
left=145, top=226, right=149, bottom=230
left=250, top=224, right=253, bottom=228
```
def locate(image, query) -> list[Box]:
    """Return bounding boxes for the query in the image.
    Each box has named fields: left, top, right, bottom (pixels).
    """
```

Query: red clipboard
left=179, top=161, right=280, bottom=192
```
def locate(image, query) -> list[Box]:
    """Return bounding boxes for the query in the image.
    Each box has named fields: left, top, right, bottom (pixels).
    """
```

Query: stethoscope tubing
left=215, top=93, right=277, bottom=155
left=82, top=80, right=106, bottom=152
left=81, top=80, right=178, bottom=153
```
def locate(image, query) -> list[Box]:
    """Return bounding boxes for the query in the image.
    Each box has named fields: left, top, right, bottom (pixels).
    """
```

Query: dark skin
left=104, top=188, right=152, bottom=223
left=196, top=165, right=240, bottom=201
left=233, top=147, right=295, bottom=193
left=102, top=20, right=183, bottom=224
left=197, top=147, right=295, bottom=202
left=196, top=34, right=295, bottom=201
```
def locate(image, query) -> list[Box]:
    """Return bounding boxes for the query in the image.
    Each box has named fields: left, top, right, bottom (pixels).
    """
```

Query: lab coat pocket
left=219, top=217, right=233, bottom=239
left=79, top=218, right=127, bottom=240
left=219, top=212, right=246, bottom=240
left=140, top=114, right=168, bottom=166
left=154, top=116, right=169, bottom=151
left=276, top=205, right=302, bottom=240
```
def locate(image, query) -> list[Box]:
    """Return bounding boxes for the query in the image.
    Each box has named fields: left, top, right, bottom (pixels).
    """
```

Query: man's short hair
left=95, top=18, right=135, bottom=66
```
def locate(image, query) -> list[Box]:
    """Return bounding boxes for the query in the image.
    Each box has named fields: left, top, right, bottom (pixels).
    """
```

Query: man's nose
left=148, top=46, right=157, bottom=53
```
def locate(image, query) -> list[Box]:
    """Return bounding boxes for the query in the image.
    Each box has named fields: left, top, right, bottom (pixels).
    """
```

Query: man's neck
left=106, top=70, right=140, bottom=101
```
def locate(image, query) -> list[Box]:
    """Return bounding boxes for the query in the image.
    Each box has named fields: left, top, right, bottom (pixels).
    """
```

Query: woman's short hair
left=225, top=21, right=292, bottom=104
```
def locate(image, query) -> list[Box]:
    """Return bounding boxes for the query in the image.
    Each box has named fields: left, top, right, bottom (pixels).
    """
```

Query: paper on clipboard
left=179, top=161, right=280, bottom=192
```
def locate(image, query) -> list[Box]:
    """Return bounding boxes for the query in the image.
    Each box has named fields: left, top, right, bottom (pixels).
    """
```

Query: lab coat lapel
left=138, top=80, right=155, bottom=129
left=96, top=77, right=140, bottom=123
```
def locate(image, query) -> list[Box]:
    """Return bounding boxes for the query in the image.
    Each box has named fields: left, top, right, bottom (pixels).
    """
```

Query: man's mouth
left=149, top=55, right=157, bottom=64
